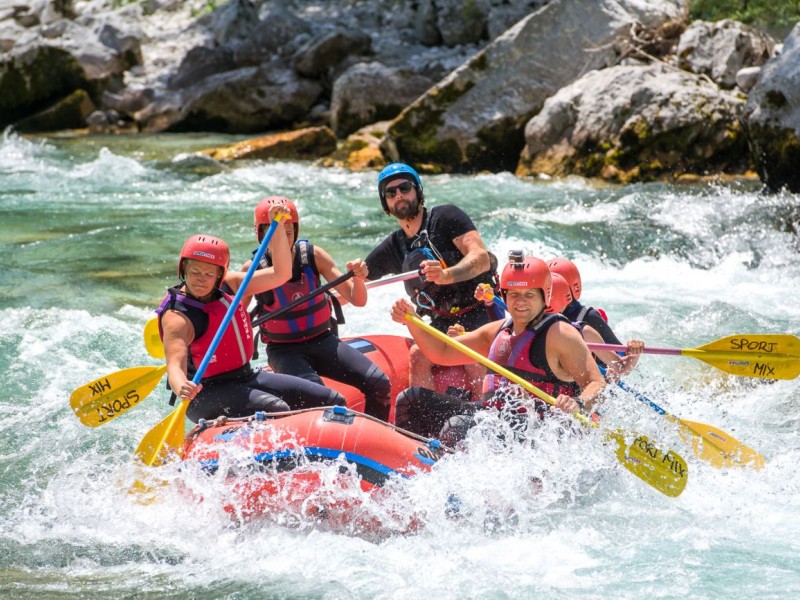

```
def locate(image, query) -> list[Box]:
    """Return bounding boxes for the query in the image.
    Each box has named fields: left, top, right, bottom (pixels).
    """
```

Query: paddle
left=489, top=291, right=796, bottom=379
left=335, top=269, right=420, bottom=295
left=70, top=365, right=167, bottom=427
left=586, top=335, right=800, bottom=380
left=614, top=378, right=764, bottom=470
left=135, top=216, right=284, bottom=467
left=404, top=314, right=688, bottom=497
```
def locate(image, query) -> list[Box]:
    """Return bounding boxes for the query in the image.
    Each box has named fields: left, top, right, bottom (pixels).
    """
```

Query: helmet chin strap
left=528, top=307, right=546, bottom=326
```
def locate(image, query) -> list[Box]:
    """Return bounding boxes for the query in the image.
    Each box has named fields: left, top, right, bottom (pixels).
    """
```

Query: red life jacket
left=482, top=314, right=580, bottom=412
left=253, top=240, right=333, bottom=343
left=157, top=287, right=254, bottom=380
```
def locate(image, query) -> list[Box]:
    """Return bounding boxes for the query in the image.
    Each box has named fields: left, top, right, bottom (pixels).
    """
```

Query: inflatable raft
left=179, top=334, right=471, bottom=525
left=182, top=406, right=445, bottom=526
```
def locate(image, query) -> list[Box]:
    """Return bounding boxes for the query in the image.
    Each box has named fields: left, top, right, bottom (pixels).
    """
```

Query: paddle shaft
left=251, top=270, right=354, bottom=328
left=587, top=342, right=797, bottom=360
left=588, top=342, right=679, bottom=356
left=330, top=269, right=419, bottom=301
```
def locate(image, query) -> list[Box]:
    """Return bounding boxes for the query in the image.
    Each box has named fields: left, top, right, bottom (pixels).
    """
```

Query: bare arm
left=314, top=247, right=368, bottom=307
left=548, top=322, right=606, bottom=412
left=421, top=229, right=491, bottom=285
left=226, top=215, right=292, bottom=296
left=161, top=310, right=202, bottom=401
left=582, top=325, right=622, bottom=368
left=390, top=297, right=499, bottom=365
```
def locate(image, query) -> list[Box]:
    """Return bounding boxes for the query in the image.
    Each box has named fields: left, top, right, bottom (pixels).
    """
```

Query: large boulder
left=135, top=61, right=323, bottom=133
left=0, top=45, right=86, bottom=124
left=383, top=0, right=687, bottom=173
left=291, top=27, right=372, bottom=79
left=0, top=8, right=143, bottom=130
left=517, top=63, right=749, bottom=183
left=743, top=24, right=800, bottom=193
left=14, top=88, right=96, bottom=132
left=330, top=62, right=434, bottom=137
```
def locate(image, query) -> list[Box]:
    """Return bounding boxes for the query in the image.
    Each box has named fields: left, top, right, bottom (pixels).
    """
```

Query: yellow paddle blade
left=674, top=417, right=765, bottom=470
left=134, top=400, right=188, bottom=467
left=70, top=365, right=166, bottom=427
left=688, top=334, right=800, bottom=380
left=608, top=430, right=688, bottom=498
left=698, top=334, right=800, bottom=355
left=143, top=317, right=164, bottom=359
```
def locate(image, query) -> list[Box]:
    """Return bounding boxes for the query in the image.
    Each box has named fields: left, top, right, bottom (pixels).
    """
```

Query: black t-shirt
left=365, top=205, right=478, bottom=279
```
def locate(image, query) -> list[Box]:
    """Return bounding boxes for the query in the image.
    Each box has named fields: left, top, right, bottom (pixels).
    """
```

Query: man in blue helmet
left=366, top=162, right=503, bottom=395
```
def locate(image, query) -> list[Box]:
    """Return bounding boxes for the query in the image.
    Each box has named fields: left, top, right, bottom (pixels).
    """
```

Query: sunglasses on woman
left=384, top=181, right=414, bottom=199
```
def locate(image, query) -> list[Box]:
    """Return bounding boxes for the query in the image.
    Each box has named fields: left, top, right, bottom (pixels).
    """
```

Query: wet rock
left=201, top=125, right=337, bottom=161
left=316, top=120, right=391, bottom=171
left=15, top=88, right=96, bottom=132
left=743, top=24, right=800, bottom=193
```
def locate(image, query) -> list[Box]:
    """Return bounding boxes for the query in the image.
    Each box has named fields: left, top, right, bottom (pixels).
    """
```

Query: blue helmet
left=377, top=162, right=424, bottom=211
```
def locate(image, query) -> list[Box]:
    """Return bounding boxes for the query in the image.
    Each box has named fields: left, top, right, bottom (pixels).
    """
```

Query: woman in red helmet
left=243, top=196, right=391, bottom=421
left=547, top=257, right=623, bottom=346
left=390, top=255, right=606, bottom=444
left=156, top=208, right=345, bottom=422
left=546, top=272, right=643, bottom=382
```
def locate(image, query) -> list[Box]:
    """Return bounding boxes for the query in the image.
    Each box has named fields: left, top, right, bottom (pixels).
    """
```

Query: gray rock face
left=330, top=62, right=434, bottom=137
left=0, top=0, right=781, bottom=189
left=136, top=61, right=323, bottom=133
left=386, top=0, right=686, bottom=172
left=744, top=23, right=800, bottom=192
left=518, top=63, right=748, bottom=182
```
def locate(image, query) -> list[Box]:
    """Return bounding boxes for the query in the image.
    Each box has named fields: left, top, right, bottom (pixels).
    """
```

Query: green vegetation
left=690, top=0, right=800, bottom=36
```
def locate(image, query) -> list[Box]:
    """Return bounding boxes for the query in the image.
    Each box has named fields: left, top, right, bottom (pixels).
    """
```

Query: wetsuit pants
left=394, top=386, right=477, bottom=446
left=267, top=330, right=392, bottom=421
left=187, top=367, right=345, bottom=423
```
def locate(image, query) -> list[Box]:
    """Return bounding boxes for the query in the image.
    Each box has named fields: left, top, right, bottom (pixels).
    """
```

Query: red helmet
left=499, top=256, right=552, bottom=307
left=254, top=196, right=299, bottom=242
left=545, top=272, right=573, bottom=314
left=178, top=234, right=229, bottom=284
left=548, top=257, right=581, bottom=300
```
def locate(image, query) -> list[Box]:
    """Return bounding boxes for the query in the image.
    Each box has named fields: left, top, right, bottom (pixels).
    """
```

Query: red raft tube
left=181, top=406, right=447, bottom=524
left=179, top=334, right=469, bottom=527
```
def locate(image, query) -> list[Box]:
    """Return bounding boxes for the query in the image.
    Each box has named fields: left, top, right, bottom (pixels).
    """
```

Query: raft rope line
left=184, top=406, right=455, bottom=453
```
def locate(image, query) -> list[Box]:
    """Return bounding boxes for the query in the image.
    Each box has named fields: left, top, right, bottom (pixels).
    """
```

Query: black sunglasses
left=384, top=181, right=414, bottom=199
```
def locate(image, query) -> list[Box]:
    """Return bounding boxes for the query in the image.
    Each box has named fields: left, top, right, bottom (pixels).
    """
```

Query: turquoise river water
left=1, top=129, right=799, bottom=599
